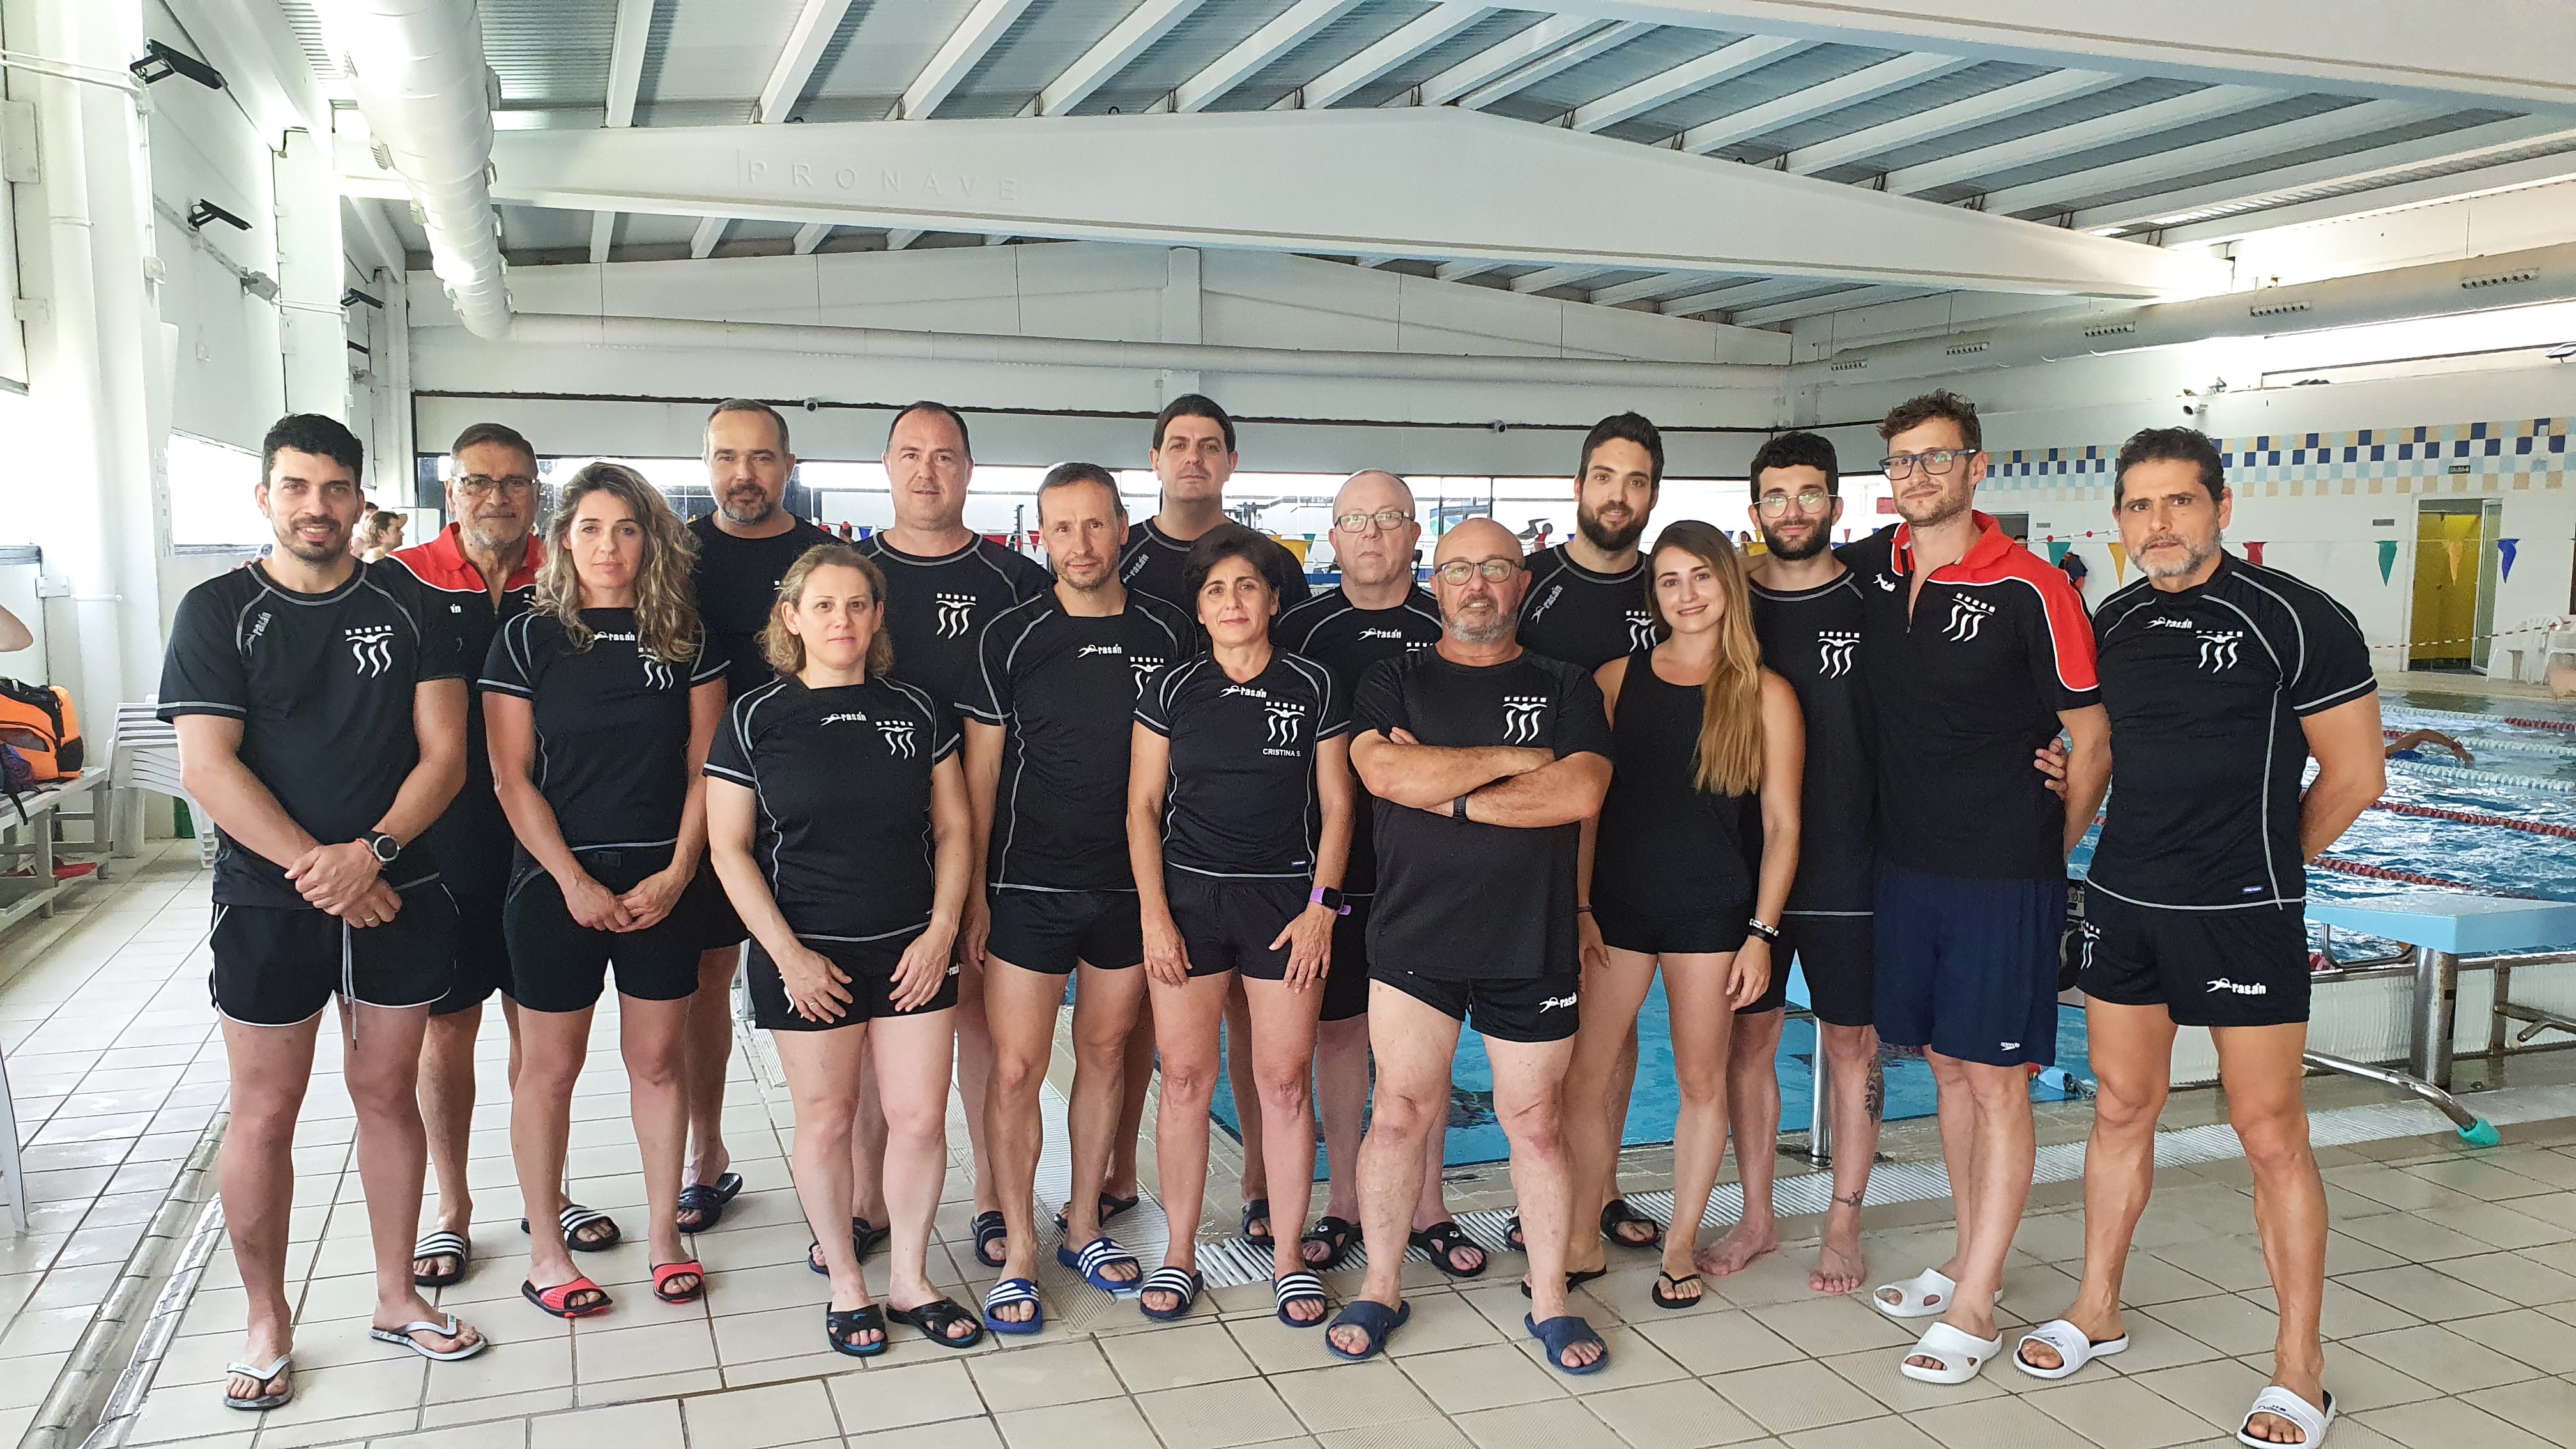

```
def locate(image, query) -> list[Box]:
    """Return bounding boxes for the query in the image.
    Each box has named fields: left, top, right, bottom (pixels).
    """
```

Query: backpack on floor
left=0, top=677, right=82, bottom=781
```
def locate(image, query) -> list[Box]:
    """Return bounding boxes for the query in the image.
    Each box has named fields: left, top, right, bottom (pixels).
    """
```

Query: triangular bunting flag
left=2108, top=542, right=2128, bottom=582
left=2378, top=539, right=2398, bottom=583
left=2046, top=540, right=2070, bottom=565
left=2243, top=541, right=2265, bottom=565
left=2499, top=537, right=2519, bottom=581
left=2443, top=539, right=2466, bottom=580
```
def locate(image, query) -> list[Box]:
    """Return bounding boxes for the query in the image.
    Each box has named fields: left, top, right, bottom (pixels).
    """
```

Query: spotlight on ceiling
left=130, top=40, right=224, bottom=90
left=2547, top=342, right=2576, bottom=361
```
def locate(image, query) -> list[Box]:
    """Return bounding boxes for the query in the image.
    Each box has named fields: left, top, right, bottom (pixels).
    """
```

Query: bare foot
left=1811, top=1207, right=1866, bottom=1294
left=1695, top=1216, right=1777, bottom=1277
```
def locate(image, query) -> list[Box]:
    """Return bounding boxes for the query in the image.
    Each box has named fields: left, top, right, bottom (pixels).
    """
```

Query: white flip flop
left=1897, top=1321, right=2004, bottom=1384
left=367, top=1314, right=487, bottom=1362
left=1873, top=1268, right=1957, bottom=1317
left=221, top=1354, right=292, bottom=1411
left=2013, top=1318, right=2129, bottom=1379
left=2237, top=1386, right=2334, bottom=1447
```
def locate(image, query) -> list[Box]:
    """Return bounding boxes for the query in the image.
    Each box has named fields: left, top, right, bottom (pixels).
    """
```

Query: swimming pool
left=1208, top=688, right=2576, bottom=1167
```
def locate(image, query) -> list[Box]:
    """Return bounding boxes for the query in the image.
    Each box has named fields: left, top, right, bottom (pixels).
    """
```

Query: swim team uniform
left=1749, top=568, right=1878, bottom=1027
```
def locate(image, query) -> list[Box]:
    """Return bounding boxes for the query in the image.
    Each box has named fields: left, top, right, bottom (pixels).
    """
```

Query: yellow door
left=2409, top=505, right=2483, bottom=668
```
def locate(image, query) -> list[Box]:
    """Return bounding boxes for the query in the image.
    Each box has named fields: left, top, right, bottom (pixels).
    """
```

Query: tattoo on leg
left=1863, top=1058, right=1885, bottom=1124
left=1832, top=1190, right=1866, bottom=1209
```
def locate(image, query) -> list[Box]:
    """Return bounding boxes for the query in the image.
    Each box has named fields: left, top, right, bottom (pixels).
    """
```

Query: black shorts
left=505, top=845, right=707, bottom=1013
left=693, top=864, right=747, bottom=952
left=1594, top=894, right=1752, bottom=960
left=2076, top=888, right=2310, bottom=1028
left=431, top=882, right=511, bottom=1017
left=1372, top=965, right=1580, bottom=1044
left=985, top=887, right=1144, bottom=976
left=1321, top=898, right=1374, bottom=1023
left=1167, top=871, right=1303, bottom=981
left=749, top=930, right=960, bottom=1031
left=1874, top=864, right=2062, bottom=1068
left=1775, top=911, right=1874, bottom=1027
left=209, top=883, right=457, bottom=1028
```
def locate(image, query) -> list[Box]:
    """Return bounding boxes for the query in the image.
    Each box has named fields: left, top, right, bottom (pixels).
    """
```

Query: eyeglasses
left=1756, top=489, right=1834, bottom=516
left=1878, top=450, right=1970, bottom=479
left=1431, top=558, right=1522, bottom=585
left=457, top=473, right=536, bottom=498
left=1333, top=509, right=1414, bottom=534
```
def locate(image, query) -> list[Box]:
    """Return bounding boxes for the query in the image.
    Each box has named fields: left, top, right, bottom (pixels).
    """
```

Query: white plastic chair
left=105, top=703, right=217, bottom=871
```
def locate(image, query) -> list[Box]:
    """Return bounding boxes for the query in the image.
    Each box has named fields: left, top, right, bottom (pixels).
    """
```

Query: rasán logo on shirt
left=344, top=625, right=395, bottom=678
left=1501, top=694, right=1549, bottom=745
left=878, top=720, right=917, bottom=758
left=1816, top=629, right=1860, bottom=679
left=2196, top=629, right=2244, bottom=671
left=1076, top=643, right=1124, bottom=658
left=935, top=592, right=977, bottom=640
left=1942, top=595, right=1995, bottom=643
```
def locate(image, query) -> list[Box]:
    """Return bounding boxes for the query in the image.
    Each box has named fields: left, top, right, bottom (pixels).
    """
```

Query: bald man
left=1329, top=519, right=1615, bottom=1373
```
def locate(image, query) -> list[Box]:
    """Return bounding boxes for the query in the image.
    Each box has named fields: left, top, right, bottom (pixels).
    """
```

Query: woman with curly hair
left=482, top=463, right=730, bottom=1318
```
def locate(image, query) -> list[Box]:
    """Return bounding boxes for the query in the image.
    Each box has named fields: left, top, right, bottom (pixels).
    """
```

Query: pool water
left=1207, top=689, right=2576, bottom=1168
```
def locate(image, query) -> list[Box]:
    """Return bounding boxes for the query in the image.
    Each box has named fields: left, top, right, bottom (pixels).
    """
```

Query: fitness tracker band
left=1310, top=886, right=1349, bottom=916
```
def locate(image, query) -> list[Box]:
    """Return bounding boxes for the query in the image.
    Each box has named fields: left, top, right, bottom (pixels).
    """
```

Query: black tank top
left=1594, top=647, right=1756, bottom=914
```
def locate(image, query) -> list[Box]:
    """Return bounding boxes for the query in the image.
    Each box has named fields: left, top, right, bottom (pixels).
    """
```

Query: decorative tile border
left=1983, top=418, right=2571, bottom=495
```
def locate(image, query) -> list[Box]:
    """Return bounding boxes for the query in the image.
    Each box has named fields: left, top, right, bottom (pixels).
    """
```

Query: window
left=167, top=433, right=266, bottom=551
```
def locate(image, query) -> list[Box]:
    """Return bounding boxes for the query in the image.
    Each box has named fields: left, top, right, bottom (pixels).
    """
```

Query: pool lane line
left=2310, top=857, right=2542, bottom=898
left=2370, top=799, right=2576, bottom=838
left=2384, top=757, right=2576, bottom=793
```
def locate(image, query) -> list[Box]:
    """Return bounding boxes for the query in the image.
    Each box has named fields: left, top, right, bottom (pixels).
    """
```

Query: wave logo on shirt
left=1130, top=656, right=1164, bottom=692
left=2196, top=629, right=2244, bottom=671
left=344, top=625, right=396, bottom=678
left=878, top=720, right=917, bottom=758
left=1501, top=694, right=1549, bottom=745
left=1816, top=629, right=1860, bottom=678
left=1264, top=701, right=1306, bottom=748
left=638, top=653, right=674, bottom=691
left=1942, top=595, right=1995, bottom=643
left=935, top=592, right=977, bottom=640
left=1625, top=609, right=1657, bottom=652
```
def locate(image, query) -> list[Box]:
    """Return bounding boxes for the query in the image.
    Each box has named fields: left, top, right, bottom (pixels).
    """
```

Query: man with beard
left=1326, top=518, right=1613, bottom=1371
left=1272, top=471, right=1483, bottom=1280
left=162, top=414, right=485, bottom=1409
left=1520, top=413, right=1665, bottom=1256
left=855, top=400, right=1050, bottom=1271
left=2016, top=429, right=2377, bottom=1449
left=961, top=464, right=1192, bottom=1331
left=391, top=424, right=625, bottom=1285
left=1858, top=390, right=2110, bottom=1388
left=679, top=399, right=834, bottom=1230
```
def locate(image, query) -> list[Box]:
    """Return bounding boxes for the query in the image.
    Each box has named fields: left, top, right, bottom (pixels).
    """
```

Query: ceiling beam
left=1588, top=272, right=1740, bottom=306
left=1570, top=34, right=1808, bottom=132
left=1174, top=0, right=1368, bottom=114
left=1679, top=52, right=1972, bottom=154
left=1510, top=264, right=1616, bottom=293
left=2075, top=116, right=2576, bottom=233
left=1728, top=283, right=1942, bottom=325
left=793, top=222, right=832, bottom=253
left=901, top=0, right=1037, bottom=121
left=1038, top=0, right=1209, bottom=116
left=690, top=217, right=728, bottom=259
left=346, top=108, right=2223, bottom=297
left=886, top=229, right=924, bottom=250
left=1436, top=259, right=1510, bottom=282
left=1303, top=3, right=1494, bottom=109
left=1975, top=98, right=2443, bottom=218
left=1782, top=68, right=2123, bottom=175
left=1662, top=275, right=1845, bottom=316
left=591, top=0, right=655, bottom=261
left=1416, top=17, right=1621, bottom=109
left=756, top=0, right=855, bottom=123
left=1881, top=84, right=2280, bottom=195
left=2156, top=142, right=2576, bottom=247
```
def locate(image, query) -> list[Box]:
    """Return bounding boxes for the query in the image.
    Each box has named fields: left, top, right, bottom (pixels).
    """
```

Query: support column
left=1158, top=245, right=1203, bottom=404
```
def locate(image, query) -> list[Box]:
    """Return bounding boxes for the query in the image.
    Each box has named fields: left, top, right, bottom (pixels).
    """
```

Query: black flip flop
left=1521, top=1266, right=1608, bottom=1299
left=972, top=1209, right=1009, bottom=1268
left=811, top=1216, right=893, bottom=1274
left=1303, top=1215, right=1360, bottom=1269
left=1505, top=1214, right=1525, bottom=1252
left=1052, top=1192, right=1140, bottom=1234
left=1651, top=1271, right=1705, bottom=1310
left=521, top=1204, right=621, bottom=1253
left=1241, top=1198, right=1274, bottom=1249
left=676, top=1172, right=744, bottom=1232
left=1407, top=1223, right=1487, bottom=1279
left=825, top=1304, right=887, bottom=1358
left=1601, top=1198, right=1664, bottom=1248
left=886, top=1296, right=983, bottom=1349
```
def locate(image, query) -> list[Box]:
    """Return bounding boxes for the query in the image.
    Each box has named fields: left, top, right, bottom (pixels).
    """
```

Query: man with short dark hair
left=163, top=413, right=486, bottom=1409
left=1857, top=390, right=2111, bottom=1386
left=855, top=399, right=1049, bottom=1268
left=961, top=464, right=1193, bottom=1331
left=679, top=399, right=834, bottom=1229
left=2016, top=427, right=2379, bottom=1448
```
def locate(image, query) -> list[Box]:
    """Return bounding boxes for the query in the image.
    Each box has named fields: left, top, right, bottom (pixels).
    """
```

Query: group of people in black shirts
left=164, top=385, right=2376, bottom=1446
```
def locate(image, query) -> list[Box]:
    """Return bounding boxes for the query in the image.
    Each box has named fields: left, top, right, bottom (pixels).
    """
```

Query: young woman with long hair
left=704, top=544, right=983, bottom=1354
left=1565, top=519, right=1804, bottom=1307
left=483, top=463, right=730, bottom=1318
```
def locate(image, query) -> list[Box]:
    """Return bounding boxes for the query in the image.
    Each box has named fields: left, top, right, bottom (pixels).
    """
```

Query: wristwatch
left=360, top=830, right=401, bottom=865
left=1310, top=886, right=1350, bottom=916
left=1451, top=795, right=1470, bottom=822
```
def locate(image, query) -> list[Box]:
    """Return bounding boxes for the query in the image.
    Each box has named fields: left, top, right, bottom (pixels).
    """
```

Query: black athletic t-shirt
left=158, top=560, right=464, bottom=909
left=1136, top=651, right=1349, bottom=879
left=964, top=590, right=1194, bottom=891
left=855, top=533, right=1051, bottom=714
left=480, top=608, right=726, bottom=849
left=1859, top=513, right=2099, bottom=881
left=2087, top=553, right=2375, bottom=910
left=1272, top=588, right=1444, bottom=896
left=1519, top=544, right=1656, bottom=671
left=1751, top=570, right=1876, bottom=912
left=1356, top=648, right=1614, bottom=981
left=388, top=526, right=544, bottom=893
left=1118, top=518, right=1314, bottom=613
left=1593, top=648, right=1754, bottom=914
left=690, top=514, right=837, bottom=700
left=705, top=673, right=958, bottom=940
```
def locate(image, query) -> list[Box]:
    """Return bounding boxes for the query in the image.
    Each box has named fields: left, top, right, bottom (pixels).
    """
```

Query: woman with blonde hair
left=705, top=544, right=982, bottom=1353
left=1563, top=519, right=1803, bottom=1308
left=483, top=462, right=730, bottom=1318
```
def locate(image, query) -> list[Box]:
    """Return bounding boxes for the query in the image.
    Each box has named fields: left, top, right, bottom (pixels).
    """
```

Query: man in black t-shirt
left=680, top=400, right=832, bottom=1224
left=160, top=414, right=485, bottom=1404
left=2018, top=431, right=2380, bottom=1443
left=960, top=464, right=1193, bottom=1327
left=1326, top=519, right=1613, bottom=1373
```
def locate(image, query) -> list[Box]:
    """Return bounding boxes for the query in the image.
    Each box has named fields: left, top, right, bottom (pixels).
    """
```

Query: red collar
left=1890, top=510, right=2014, bottom=581
left=394, top=522, right=544, bottom=592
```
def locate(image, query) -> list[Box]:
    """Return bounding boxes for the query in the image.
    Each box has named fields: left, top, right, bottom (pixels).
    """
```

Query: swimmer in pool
left=2385, top=729, right=2473, bottom=765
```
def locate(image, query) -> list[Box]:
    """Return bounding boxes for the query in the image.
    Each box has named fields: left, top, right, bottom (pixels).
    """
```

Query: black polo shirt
left=1136, top=650, right=1349, bottom=879
left=1355, top=648, right=1613, bottom=981
left=855, top=533, right=1051, bottom=714
left=480, top=608, right=726, bottom=849
left=689, top=514, right=836, bottom=700
left=1118, top=518, right=1314, bottom=613
left=1860, top=512, right=2099, bottom=882
left=1273, top=588, right=1444, bottom=896
left=1519, top=543, right=1655, bottom=671
left=705, top=673, right=958, bottom=940
left=2087, top=553, right=2375, bottom=910
left=158, top=560, right=464, bottom=908
left=963, top=589, right=1194, bottom=891
left=1750, top=569, right=1876, bottom=914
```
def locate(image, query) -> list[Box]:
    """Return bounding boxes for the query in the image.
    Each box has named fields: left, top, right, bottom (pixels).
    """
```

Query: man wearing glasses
left=1329, top=519, right=1614, bottom=1372
left=1273, top=472, right=1484, bottom=1280
left=390, top=424, right=622, bottom=1285
left=1856, top=391, right=2111, bottom=1387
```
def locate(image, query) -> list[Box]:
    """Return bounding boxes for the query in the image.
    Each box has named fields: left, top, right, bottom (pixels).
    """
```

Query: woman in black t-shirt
left=484, top=463, right=728, bottom=1319
left=1126, top=526, right=1355, bottom=1327
left=705, top=545, right=981, bottom=1355
left=1568, top=521, right=1803, bottom=1308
